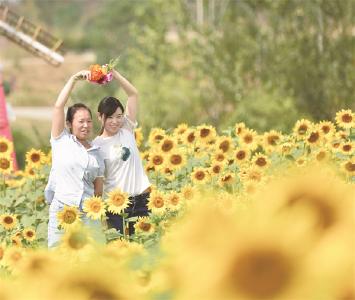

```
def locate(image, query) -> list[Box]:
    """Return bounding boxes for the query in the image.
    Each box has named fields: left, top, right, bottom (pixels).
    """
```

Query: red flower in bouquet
left=89, top=58, right=119, bottom=85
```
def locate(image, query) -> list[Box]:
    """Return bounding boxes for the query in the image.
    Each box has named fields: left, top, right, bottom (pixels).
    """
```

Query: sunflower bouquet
left=89, top=58, right=119, bottom=85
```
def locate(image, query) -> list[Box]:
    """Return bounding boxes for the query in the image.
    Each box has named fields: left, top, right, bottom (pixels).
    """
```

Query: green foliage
left=8, top=0, right=354, bottom=131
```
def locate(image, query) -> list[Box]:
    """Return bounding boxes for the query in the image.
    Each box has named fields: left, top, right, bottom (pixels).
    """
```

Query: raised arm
left=112, top=69, right=138, bottom=123
left=51, top=70, right=91, bottom=138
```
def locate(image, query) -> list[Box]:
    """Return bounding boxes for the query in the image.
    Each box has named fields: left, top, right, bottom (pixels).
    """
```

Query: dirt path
left=12, top=106, right=52, bottom=120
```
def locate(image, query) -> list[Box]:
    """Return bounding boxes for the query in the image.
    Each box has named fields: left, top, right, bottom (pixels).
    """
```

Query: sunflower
left=83, top=196, right=106, bottom=220
left=148, top=128, right=166, bottom=146
left=212, top=150, right=228, bottom=165
left=140, top=150, right=150, bottom=162
left=0, top=154, right=13, bottom=174
left=25, top=148, right=46, bottom=168
left=2, top=247, right=24, bottom=269
left=218, top=172, right=236, bottom=187
left=148, top=150, right=166, bottom=171
left=159, top=136, right=176, bottom=153
left=106, top=189, right=130, bottom=215
left=23, top=228, right=36, bottom=242
left=216, top=136, right=234, bottom=154
left=293, top=119, right=313, bottom=140
left=183, top=128, right=197, bottom=146
left=295, top=156, right=308, bottom=167
left=191, top=167, right=210, bottom=185
left=181, top=185, right=196, bottom=202
left=167, top=191, right=182, bottom=211
left=196, top=124, right=217, bottom=145
left=317, top=121, right=336, bottom=137
left=239, top=167, right=264, bottom=184
left=313, top=149, right=330, bottom=162
left=252, top=153, right=270, bottom=169
left=162, top=167, right=175, bottom=181
left=11, top=235, right=22, bottom=247
left=209, top=162, right=224, bottom=177
left=234, top=122, right=246, bottom=136
left=134, top=127, right=144, bottom=148
left=134, top=217, right=155, bottom=235
left=0, top=214, right=17, bottom=230
left=148, top=190, right=166, bottom=215
left=0, top=137, right=13, bottom=156
left=263, top=130, right=283, bottom=152
left=305, top=129, right=324, bottom=147
left=339, top=141, right=354, bottom=155
left=233, top=148, right=251, bottom=165
left=61, top=226, right=91, bottom=251
left=277, top=141, right=295, bottom=155
left=57, top=206, right=82, bottom=230
left=342, top=158, right=355, bottom=176
left=335, top=109, right=354, bottom=129
left=221, top=243, right=298, bottom=300
left=239, top=128, right=258, bottom=150
left=164, top=200, right=324, bottom=300
left=24, top=166, right=37, bottom=178
left=167, top=150, right=187, bottom=170
left=335, top=130, right=349, bottom=140
left=173, top=123, right=189, bottom=138
left=144, top=162, right=155, bottom=173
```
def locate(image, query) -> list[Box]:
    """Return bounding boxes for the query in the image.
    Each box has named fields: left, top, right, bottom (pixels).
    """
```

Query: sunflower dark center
left=267, top=135, right=279, bottom=146
left=31, top=153, right=40, bottom=163
left=200, top=128, right=210, bottom=138
left=0, top=142, right=8, bottom=152
left=170, top=155, right=182, bottom=165
left=152, top=156, right=163, bottom=165
left=236, top=151, right=246, bottom=160
left=256, top=157, right=267, bottom=167
left=4, top=216, right=13, bottom=224
left=154, top=197, right=164, bottom=208
left=195, top=171, right=205, bottom=180
left=341, top=114, right=352, bottom=123
left=161, top=140, right=173, bottom=152
left=219, top=141, right=230, bottom=152
left=345, top=162, right=355, bottom=172
left=308, top=132, right=319, bottom=143
left=230, top=248, right=292, bottom=299
left=244, top=134, right=253, bottom=143
left=298, top=125, right=308, bottom=134
left=63, top=211, right=77, bottom=224
left=187, top=133, right=195, bottom=143
left=0, top=158, right=10, bottom=169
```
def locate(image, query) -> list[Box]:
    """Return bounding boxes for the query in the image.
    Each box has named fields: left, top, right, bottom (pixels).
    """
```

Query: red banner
left=0, top=83, right=18, bottom=170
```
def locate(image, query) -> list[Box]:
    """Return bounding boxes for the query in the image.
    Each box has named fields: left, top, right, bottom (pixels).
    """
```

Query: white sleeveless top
left=92, top=116, right=150, bottom=197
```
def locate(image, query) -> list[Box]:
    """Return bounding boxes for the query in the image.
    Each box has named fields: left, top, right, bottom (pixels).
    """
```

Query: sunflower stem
left=122, top=215, right=126, bottom=239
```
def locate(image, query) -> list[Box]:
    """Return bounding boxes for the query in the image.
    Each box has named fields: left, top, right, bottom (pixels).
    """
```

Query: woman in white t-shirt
left=92, top=69, right=150, bottom=235
left=46, top=70, right=105, bottom=247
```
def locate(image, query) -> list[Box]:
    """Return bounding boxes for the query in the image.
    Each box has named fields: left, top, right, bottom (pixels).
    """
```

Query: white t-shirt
left=92, top=116, right=150, bottom=197
left=45, top=129, right=105, bottom=207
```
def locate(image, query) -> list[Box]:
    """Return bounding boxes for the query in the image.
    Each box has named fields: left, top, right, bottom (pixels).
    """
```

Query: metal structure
left=0, top=3, right=65, bottom=66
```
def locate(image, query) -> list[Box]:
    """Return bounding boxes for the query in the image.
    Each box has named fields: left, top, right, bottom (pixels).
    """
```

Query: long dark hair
left=97, top=96, right=125, bottom=135
left=66, top=103, right=92, bottom=133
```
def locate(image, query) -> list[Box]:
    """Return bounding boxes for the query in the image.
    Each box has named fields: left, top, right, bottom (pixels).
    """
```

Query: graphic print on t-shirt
left=110, top=143, right=131, bottom=162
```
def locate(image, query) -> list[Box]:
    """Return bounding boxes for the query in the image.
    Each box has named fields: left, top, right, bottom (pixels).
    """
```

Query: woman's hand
left=72, top=70, right=91, bottom=82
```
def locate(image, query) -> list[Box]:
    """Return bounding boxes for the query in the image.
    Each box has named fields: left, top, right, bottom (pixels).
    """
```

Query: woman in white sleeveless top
left=92, top=69, right=150, bottom=235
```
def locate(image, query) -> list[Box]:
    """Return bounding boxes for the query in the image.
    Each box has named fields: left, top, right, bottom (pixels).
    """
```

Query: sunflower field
left=0, top=109, right=354, bottom=300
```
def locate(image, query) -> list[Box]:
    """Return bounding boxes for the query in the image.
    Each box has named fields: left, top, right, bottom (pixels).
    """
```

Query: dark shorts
left=106, top=192, right=150, bottom=235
